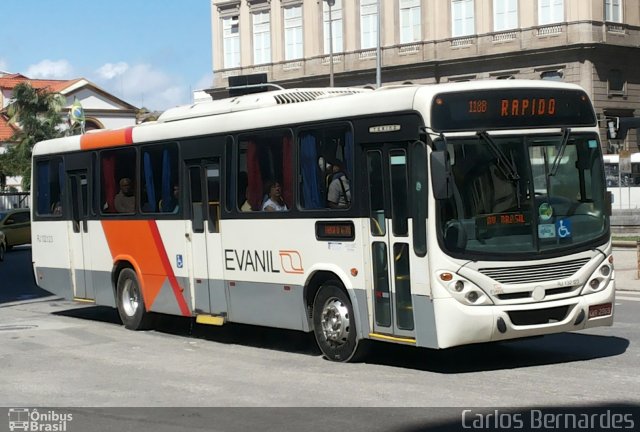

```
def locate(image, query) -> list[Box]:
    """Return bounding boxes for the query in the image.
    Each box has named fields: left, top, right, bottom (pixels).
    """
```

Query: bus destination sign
left=431, top=88, right=597, bottom=132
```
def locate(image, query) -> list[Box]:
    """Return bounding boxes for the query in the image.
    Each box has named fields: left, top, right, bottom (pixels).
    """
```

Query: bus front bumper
left=430, top=279, right=615, bottom=349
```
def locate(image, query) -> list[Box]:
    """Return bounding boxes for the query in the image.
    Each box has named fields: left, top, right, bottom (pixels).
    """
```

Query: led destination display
left=431, top=88, right=597, bottom=131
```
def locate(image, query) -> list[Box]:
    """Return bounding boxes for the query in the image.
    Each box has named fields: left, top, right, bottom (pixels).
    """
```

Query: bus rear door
left=67, top=165, right=94, bottom=301
left=186, top=156, right=227, bottom=318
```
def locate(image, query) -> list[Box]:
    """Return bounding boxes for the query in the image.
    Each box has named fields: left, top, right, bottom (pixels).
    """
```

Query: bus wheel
left=312, top=281, right=364, bottom=362
left=116, top=268, right=152, bottom=330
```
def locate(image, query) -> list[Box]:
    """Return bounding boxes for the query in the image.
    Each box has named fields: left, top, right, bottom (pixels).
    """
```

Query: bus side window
left=100, top=148, right=136, bottom=214
left=298, top=124, right=353, bottom=210
left=238, top=130, right=293, bottom=212
left=140, top=143, right=180, bottom=214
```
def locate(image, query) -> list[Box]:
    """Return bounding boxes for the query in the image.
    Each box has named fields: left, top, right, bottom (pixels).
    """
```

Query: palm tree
left=0, top=82, right=66, bottom=190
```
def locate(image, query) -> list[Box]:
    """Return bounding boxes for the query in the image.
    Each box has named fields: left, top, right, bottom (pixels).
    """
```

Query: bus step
left=73, top=297, right=96, bottom=304
left=195, top=314, right=225, bottom=326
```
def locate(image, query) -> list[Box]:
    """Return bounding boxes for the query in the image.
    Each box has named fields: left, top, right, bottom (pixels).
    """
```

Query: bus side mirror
left=605, top=191, right=613, bottom=216
left=431, top=150, right=453, bottom=200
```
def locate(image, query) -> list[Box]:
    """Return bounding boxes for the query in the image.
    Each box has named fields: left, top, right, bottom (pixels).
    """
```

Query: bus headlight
left=437, top=272, right=493, bottom=306
left=580, top=258, right=612, bottom=295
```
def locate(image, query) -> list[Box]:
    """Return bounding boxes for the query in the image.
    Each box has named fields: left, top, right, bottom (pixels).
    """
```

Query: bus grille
left=479, top=258, right=590, bottom=284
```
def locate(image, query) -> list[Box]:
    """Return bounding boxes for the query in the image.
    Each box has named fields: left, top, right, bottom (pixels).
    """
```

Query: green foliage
left=0, top=82, right=66, bottom=190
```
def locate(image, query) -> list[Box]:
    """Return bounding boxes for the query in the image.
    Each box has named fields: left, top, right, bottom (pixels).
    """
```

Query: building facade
left=210, top=0, right=640, bottom=151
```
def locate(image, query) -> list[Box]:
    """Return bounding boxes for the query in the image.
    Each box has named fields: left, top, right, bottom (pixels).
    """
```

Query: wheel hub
left=320, top=298, right=350, bottom=346
left=122, top=279, right=139, bottom=317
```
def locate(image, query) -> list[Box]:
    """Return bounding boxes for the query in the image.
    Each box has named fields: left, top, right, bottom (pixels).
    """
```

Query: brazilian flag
left=69, top=98, right=85, bottom=127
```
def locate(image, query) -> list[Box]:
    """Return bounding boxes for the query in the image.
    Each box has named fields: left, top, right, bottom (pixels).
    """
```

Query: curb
left=612, top=240, right=639, bottom=248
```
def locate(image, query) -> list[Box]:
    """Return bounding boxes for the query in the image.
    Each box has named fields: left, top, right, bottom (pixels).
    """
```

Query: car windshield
left=436, top=132, right=608, bottom=258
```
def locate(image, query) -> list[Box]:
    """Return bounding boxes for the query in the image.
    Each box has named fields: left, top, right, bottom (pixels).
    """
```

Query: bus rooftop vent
left=273, top=89, right=368, bottom=104
left=158, top=88, right=370, bottom=123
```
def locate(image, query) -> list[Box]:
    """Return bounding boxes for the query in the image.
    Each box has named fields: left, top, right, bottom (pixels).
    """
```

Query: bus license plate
left=588, top=303, right=612, bottom=319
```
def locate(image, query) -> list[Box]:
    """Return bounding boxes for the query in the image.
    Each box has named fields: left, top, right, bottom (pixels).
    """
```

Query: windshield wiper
left=477, top=131, right=520, bottom=181
left=549, top=128, right=571, bottom=177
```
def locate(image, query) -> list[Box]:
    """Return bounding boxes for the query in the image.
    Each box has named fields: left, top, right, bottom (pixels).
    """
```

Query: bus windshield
left=437, top=132, right=607, bottom=258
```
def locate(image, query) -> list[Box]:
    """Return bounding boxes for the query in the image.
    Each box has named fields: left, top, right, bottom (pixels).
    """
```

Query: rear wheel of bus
left=312, top=281, right=367, bottom=362
left=116, top=268, right=152, bottom=330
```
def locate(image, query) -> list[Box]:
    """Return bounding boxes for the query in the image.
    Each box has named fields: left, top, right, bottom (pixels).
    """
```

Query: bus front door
left=67, top=170, right=94, bottom=300
left=187, top=159, right=227, bottom=318
left=366, top=146, right=415, bottom=339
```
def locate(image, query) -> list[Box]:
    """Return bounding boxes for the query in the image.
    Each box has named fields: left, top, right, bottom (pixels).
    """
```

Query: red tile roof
left=0, top=74, right=82, bottom=93
left=0, top=75, right=85, bottom=141
left=0, top=113, right=18, bottom=142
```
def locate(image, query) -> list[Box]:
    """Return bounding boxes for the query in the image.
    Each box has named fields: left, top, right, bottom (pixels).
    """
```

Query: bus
left=31, top=80, right=614, bottom=362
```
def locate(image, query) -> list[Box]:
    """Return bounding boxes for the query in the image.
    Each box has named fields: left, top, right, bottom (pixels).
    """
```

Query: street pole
left=376, top=0, right=381, bottom=88
left=326, top=0, right=335, bottom=87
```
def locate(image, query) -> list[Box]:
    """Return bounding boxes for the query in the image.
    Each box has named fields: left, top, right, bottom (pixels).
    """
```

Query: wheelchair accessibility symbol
left=556, top=219, right=572, bottom=239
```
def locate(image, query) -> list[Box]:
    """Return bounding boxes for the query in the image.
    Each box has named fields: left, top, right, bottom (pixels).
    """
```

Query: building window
left=493, top=0, right=518, bottom=31
left=360, top=0, right=378, bottom=50
left=538, top=0, right=564, bottom=25
left=252, top=11, right=271, bottom=65
left=605, top=0, right=622, bottom=23
left=284, top=6, right=303, bottom=60
left=223, top=16, right=240, bottom=68
left=452, top=0, right=475, bottom=37
left=324, top=0, right=343, bottom=54
left=540, top=70, right=563, bottom=81
left=400, top=0, right=421, bottom=43
left=609, top=69, right=625, bottom=94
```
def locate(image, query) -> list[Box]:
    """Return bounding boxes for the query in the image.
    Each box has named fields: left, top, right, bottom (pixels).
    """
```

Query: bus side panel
left=221, top=219, right=367, bottom=333
left=31, top=220, right=74, bottom=300
left=412, top=295, right=439, bottom=348
left=87, top=220, right=118, bottom=308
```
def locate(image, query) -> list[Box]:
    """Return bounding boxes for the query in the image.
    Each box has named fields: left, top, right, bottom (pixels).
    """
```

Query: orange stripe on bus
left=101, top=220, right=188, bottom=315
left=80, top=127, right=134, bottom=150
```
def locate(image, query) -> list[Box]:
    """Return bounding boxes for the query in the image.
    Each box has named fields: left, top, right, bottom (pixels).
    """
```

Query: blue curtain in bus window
left=143, top=152, right=156, bottom=212
left=301, top=133, right=322, bottom=209
left=345, top=130, right=354, bottom=178
left=57, top=160, right=65, bottom=202
left=282, top=135, right=293, bottom=208
left=160, top=149, right=171, bottom=212
left=37, top=162, right=50, bottom=215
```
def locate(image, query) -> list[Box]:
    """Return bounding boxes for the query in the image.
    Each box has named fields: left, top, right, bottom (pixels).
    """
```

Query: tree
left=0, top=82, right=66, bottom=190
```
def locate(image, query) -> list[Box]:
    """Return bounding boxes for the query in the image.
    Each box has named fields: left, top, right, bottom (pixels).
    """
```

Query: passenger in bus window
left=114, top=177, right=135, bottom=213
left=327, top=160, right=351, bottom=209
left=262, top=180, right=288, bottom=212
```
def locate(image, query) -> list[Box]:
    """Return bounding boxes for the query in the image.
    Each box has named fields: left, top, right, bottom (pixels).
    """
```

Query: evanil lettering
left=501, top=98, right=556, bottom=117
left=224, top=249, right=280, bottom=273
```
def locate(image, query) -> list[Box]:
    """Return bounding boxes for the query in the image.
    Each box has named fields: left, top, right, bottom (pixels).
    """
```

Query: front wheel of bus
left=116, top=268, right=152, bottom=330
left=312, top=282, right=365, bottom=362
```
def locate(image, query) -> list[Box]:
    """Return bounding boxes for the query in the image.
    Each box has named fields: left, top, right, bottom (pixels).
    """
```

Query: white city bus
left=31, top=80, right=614, bottom=362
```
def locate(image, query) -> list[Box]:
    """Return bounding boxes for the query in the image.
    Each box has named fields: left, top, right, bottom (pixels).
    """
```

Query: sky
left=0, top=0, right=212, bottom=112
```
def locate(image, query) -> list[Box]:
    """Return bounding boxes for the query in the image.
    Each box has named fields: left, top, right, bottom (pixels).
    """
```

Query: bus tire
left=116, top=268, right=152, bottom=330
left=312, top=281, right=366, bottom=362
